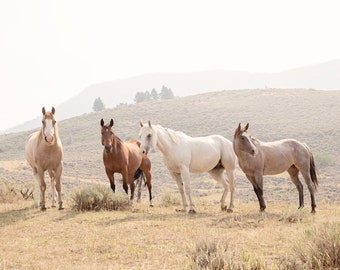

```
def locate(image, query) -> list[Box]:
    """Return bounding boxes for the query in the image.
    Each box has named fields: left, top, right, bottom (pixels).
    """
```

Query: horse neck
left=154, top=126, right=174, bottom=154
left=111, top=135, right=123, bottom=154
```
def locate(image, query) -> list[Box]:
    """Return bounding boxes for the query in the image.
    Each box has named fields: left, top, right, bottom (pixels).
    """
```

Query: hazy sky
left=1, top=0, right=340, bottom=131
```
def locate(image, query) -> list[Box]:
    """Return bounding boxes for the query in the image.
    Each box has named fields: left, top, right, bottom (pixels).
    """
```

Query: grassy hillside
left=0, top=89, right=339, bottom=203
left=0, top=88, right=339, bottom=269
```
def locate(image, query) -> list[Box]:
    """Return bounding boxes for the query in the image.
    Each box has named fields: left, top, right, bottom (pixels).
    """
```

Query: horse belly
left=262, top=155, right=293, bottom=175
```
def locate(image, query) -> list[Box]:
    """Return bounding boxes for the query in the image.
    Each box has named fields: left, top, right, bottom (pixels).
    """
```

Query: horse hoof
left=227, top=209, right=233, bottom=213
left=58, top=206, right=64, bottom=210
left=221, top=206, right=227, bottom=211
left=188, top=209, right=196, bottom=214
left=149, top=204, right=154, bottom=207
left=175, top=209, right=186, bottom=212
left=52, top=205, right=56, bottom=208
left=41, top=206, right=47, bottom=211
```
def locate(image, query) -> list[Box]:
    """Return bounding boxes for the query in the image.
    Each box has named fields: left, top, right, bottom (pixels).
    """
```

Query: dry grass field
left=0, top=196, right=339, bottom=269
left=0, top=89, right=339, bottom=269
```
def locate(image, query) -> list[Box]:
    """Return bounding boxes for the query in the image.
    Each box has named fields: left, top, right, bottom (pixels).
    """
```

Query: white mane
left=156, top=125, right=188, bottom=144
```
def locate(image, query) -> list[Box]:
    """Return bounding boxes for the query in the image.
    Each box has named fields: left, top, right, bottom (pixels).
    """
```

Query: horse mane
left=162, top=126, right=188, bottom=144
left=250, top=136, right=260, bottom=145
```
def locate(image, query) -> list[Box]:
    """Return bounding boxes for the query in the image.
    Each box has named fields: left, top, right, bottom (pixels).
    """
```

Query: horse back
left=259, top=139, right=311, bottom=174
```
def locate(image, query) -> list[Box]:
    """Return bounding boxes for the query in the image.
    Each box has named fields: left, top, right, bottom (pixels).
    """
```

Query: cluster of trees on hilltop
left=92, top=85, right=175, bottom=112
left=134, top=85, right=174, bottom=103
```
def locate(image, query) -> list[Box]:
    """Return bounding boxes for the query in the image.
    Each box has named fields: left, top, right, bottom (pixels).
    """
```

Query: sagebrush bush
left=71, top=185, right=131, bottom=211
left=280, top=222, right=340, bottom=269
left=0, top=182, right=20, bottom=203
left=188, top=239, right=265, bottom=270
left=296, top=222, right=340, bottom=269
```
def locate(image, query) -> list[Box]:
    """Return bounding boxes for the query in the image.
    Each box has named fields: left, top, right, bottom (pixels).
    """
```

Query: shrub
left=314, top=152, right=334, bottom=167
left=0, top=182, right=20, bottom=203
left=188, top=239, right=265, bottom=270
left=296, top=222, right=340, bottom=269
left=189, top=240, right=228, bottom=270
left=280, top=222, right=340, bottom=269
left=71, top=185, right=131, bottom=211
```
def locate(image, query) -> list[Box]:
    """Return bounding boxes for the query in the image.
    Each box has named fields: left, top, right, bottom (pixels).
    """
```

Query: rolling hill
left=0, top=88, right=339, bottom=205
left=4, top=59, right=340, bottom=133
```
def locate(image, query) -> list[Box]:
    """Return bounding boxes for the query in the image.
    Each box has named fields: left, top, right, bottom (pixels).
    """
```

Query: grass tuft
left=279, top=222, right=340, bottom=269
left=188, top=239, right=266, bottom=270
left=158, top=189, right=181, bottom=207
left=70, top=185, right=131, bottom=211
left=0, top=182, right=22, bottom=203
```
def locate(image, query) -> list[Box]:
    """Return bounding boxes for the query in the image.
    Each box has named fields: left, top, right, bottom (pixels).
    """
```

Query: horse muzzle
left=141, top=147, right=149, bottom=155
left=45, top=136, right=54, bottom=144
left=105, top=145, right=112, bottom=152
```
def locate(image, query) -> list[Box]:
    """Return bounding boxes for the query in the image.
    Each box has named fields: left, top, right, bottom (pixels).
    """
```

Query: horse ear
left=140, top=121, right=143, bottom=127
left=51, top=107, right=55, bottom=115
left=100, top=119, right=104, bottom=127
left=42, top=107, right=46, bottom=115
left=234, top=123, right=241, bottom=137
left=148, top=120, right=152, bottom=128
left=110, top=119, right=114, bottom=127
left=244, top=123, right=249, bottom=131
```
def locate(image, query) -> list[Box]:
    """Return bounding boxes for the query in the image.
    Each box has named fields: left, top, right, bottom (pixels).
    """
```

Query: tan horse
left=100, top=119, right=153, bottom=206
left=233, top=123, right=318, bottom=213
left=25, top=107, right=64, bottom=211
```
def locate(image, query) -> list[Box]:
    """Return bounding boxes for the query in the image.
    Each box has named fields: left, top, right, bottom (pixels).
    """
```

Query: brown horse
left=100, top=119, right=153, bottom=206
left=233, top=123, right=318, bottom=213
left=25, top=107, right=64, bottom=211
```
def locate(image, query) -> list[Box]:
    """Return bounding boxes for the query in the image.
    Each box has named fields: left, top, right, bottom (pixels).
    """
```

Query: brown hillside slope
left=0, top=89, right=339, bottom=206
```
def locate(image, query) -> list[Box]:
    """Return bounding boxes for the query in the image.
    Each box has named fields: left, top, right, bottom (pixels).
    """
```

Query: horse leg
left=105, top=168, right=115, bottom=192
left=180, top=166, right=196, bottom=214
left=48, top=170, right=56, bottom=208
left=136, top=175, right=142, bottom=202
left=143, top=169, right=153, bottom=207
left=208, top=168, right=231, bottom=212
left=300, top=168, right=317, bottom=214
left=169, top=171, right=188, bottom=212
left=225, top=170, right=236, bottom=212
left=127, top=173, right=135, bottom=203
left=287, top=165, right=304, bottom=209
left=54, top=165, right=64, bottom=210
left=247, top=174, right=266, bottom=212
left=35, top=169, right=47, bottom=211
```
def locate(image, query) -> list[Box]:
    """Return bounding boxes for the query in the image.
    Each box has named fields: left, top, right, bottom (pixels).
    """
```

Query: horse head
left=41, top=107, right=57, bottom=144
left=233, top=123, right=257, bottom=156
left=139, top=120, right=157, bottom=154
left=100, top=118, right=115, bottom=152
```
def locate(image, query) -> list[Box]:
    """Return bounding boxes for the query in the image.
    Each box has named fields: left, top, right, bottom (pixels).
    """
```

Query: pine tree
left=92, top=97, right=105, bottom=111
left=160, top=85, right=174, bottom=100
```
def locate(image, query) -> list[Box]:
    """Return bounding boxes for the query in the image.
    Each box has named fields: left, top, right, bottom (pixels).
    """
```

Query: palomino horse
left=139, top=121, right=237, bottom=214
left=233, top=123, right=318, bottom=213
left=25, top=107, right=64, bottom=211
left=100, top=119, right=153, bottom=206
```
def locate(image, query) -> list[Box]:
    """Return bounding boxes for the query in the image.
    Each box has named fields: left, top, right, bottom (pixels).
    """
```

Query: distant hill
left=4, top=59, right=340, bottom=133
left=0, top=88, right=339, bottom=202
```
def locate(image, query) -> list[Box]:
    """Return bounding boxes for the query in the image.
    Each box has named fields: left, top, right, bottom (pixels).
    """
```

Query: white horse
left=139, top=121, right=237, bottom=214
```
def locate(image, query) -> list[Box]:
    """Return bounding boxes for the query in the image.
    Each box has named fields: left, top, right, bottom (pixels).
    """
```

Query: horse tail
left=134, top=168, right=146, bottom=186
left=310, top=153, right=318, bottom=191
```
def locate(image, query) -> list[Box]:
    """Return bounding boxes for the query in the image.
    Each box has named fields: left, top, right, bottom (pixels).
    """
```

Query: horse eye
left=52, top=120, right=56, bottom=125
left=147, top=134, right=152, bottom=139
